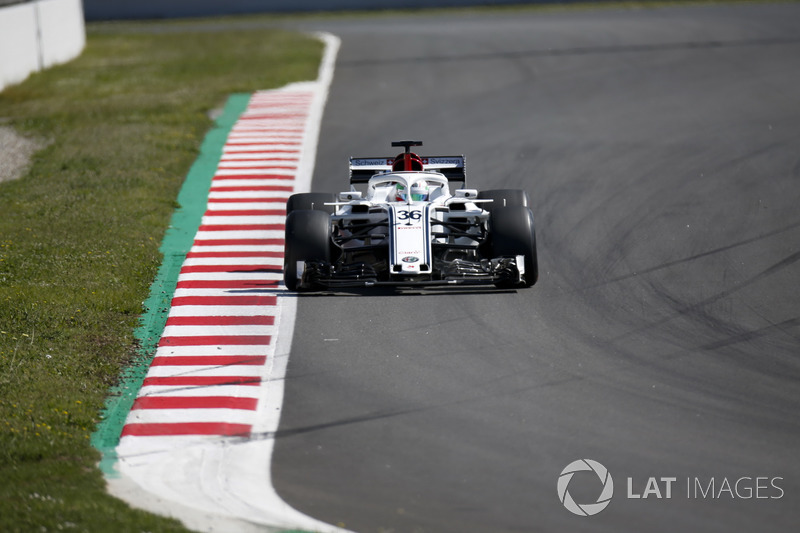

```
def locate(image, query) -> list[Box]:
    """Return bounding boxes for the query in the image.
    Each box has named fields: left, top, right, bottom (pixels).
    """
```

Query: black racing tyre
left=284, top=209, right=331, bottom=291
left=490, top=205, right=539, bottom=288
left=478, top=189, right=530, bottom=213
left=286, top=192, right=336, bottom=215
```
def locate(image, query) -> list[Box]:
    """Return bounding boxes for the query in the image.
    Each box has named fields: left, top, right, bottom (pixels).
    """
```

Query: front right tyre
left=284, top=209, right=332, bottom=291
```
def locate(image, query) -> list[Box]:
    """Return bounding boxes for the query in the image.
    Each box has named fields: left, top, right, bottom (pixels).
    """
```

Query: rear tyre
left=284, top=209, right=331, bottom=291
left=490, top=205, right=538, bottom=288
left=478, top=189, right=530, bottom=213
left=286, top=193, right=336, bottom=215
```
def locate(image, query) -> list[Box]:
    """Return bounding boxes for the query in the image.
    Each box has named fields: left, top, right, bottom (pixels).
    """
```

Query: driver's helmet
left=392, top=152, right=424, bottom=171
left=395, top=182, right=430, bottom=202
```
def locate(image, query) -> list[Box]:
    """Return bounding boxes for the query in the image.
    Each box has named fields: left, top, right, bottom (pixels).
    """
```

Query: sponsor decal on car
left=423, top=157, right=464, bottom=166
left=350, top=158, right=389, bottom=167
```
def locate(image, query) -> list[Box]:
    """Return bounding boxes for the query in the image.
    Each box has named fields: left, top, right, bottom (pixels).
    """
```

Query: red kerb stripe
left=166, top=315, right=275, bottom=326
left=223, top=148, right=299, bottom=153
left=132, top=396, right=258, bottom=410
left=179, top=265, right=281, bottom=273
left=217, top=165, right=297, bottom=171
left=142, top=376, right=261, bottom=387
left=212, top=174, right=296, bottom=181
left=219, top=157, right=299, bottom=162
left=159, top=335, right=271, bottom=347
left=170, top=295, right=278, bottom=306
left=175, top=279, right=279, bottom=289
left=198, top=224, right=284, bottom=232
left=150, top=355, right=268, bottom=366
left=225, top=141, right=301, bottom=146
left=185, top=251, right=284, bottom=258
left=200, top=214, right=285, bottom=220
left=192, top=238, right=284, bottom=246
left=181, top=265, right=283, bottom=274
left=210, top=186, right=293, bottom=193
left=121, top=422, right=252, bottom=437
left=206, top=198, right=290, bottom=204
left=230, top=129, right=303, bottom=135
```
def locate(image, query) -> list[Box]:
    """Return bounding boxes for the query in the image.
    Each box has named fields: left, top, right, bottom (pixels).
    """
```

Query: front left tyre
left=489, top=205, right=539, bottom=288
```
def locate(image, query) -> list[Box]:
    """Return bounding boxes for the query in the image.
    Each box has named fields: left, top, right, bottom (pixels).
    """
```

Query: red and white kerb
left=119, top=89, right=313, bottom=439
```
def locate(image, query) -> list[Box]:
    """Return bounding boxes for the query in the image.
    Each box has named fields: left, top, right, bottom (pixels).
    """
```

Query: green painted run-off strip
left=91, top=93, right=252, bottom=476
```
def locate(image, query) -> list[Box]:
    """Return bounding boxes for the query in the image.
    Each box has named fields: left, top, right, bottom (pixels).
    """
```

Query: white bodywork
left=330, top=171, right=487, bottom=278
left=286, top=147, right=534, bottom=289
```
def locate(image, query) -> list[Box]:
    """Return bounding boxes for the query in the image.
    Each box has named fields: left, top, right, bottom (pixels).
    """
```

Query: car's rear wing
left=349, top=155, right=467, bottom=184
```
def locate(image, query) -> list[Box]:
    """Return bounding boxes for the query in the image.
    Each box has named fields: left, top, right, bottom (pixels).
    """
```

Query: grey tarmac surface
left=272, top=4, right=800, bottom=532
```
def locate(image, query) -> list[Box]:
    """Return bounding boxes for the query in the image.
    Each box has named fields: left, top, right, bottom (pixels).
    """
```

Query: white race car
left=284, top=141, right=538, bottom=290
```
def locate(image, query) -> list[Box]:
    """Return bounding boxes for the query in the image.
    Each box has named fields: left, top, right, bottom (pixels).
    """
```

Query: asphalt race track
left=272, top=4, right=800, bottom=532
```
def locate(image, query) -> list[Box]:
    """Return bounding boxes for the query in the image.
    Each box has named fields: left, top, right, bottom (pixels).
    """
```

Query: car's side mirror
left=339, top=191, right=363, bottom=201
left=454, top=189, right=478, bottom=198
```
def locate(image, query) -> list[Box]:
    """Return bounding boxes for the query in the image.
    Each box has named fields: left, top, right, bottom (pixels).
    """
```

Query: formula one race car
left=284, top=141, right=538, bottom=291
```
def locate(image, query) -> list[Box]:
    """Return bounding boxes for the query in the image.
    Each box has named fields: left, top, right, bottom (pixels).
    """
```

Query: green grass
left=0, top=25, right=322, bottom=532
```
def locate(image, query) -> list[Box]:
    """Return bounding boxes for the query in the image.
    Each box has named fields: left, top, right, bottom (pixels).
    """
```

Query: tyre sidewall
left=489, top=205, right=538, bottom=287
left=286, top=192, right=336, bottom=215
left=284, top=209, right=331, bottom=290
left=478, top=189, right=530, bottom=212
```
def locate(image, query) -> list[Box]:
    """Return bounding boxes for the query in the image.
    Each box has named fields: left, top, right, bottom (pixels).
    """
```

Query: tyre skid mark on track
left=581, top=220, right=800, bottom=291
left=609, top=249, right=800, bottom=345
left=701, top=317, right=800, bottom=351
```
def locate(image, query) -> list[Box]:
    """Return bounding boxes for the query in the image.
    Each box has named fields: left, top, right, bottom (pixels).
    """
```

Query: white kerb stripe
left=144, top=366, right=266, bottom=379
left=161, top=325, right=276, bottom=337
left=154, top=345, right=270, bottom=357
left=125, top=409, right=256, bottom=426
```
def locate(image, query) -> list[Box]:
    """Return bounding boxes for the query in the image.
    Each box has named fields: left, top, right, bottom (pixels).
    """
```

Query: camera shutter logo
left=557, top=459, right=614, bottom=516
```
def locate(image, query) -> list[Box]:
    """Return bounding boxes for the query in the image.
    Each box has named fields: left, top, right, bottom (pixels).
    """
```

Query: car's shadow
left=287, top=285, right=519, bottom=298
left=220, top=282, right=520, bottom=298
